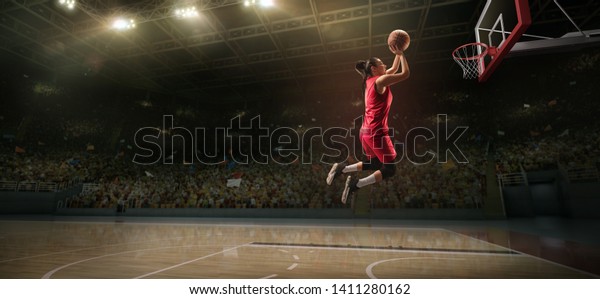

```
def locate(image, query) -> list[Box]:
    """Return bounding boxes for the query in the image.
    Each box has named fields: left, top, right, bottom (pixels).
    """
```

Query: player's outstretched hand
left=389, top=44, right=404, bottom=55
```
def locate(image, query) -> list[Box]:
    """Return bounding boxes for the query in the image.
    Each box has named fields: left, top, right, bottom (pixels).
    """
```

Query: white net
left=452, top=43, right=488, bottom=79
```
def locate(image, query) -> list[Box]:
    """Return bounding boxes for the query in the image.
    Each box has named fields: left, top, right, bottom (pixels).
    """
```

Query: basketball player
left=326, top=44, right=410, bottom=204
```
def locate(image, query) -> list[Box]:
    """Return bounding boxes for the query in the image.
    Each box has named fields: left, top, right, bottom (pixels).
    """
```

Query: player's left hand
left=389, top=44, right=403, bottom=55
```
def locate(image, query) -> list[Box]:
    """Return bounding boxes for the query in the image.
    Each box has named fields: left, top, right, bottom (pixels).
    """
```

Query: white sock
left=357, top=173, right=377, bottom=188
left=342, top=164, right=359, bottom=173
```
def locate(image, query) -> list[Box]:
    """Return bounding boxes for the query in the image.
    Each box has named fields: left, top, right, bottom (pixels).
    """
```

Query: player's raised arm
left=377, top=48, right=410, bottom=88
left=385, top=45, right=402, bottom=75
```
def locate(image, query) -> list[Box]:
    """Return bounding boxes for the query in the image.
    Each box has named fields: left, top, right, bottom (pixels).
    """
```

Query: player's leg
left=327, top=132, right=375, bottom=185
left=342, top=162, right=397, bottom=204
left=327, top=158, right=371, bottom=185
left=326, top=161, right=352, bottom=185
left=339, top=133, right=376, bottom=202
left=341, top=135, right=396, bottom=203
left=340, top=158, right=380, bottom=204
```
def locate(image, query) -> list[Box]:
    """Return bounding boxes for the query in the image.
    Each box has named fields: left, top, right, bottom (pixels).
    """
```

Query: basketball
left=387, top=29, right=410, bottom=52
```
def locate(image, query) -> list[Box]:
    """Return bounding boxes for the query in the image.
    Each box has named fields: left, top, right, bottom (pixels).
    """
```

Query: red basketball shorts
left=360, top=132, right=397, bottom=164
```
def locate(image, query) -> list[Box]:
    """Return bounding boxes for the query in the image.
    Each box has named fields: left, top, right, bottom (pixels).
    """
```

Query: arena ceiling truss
left=1, top=0, right=599, bottom=102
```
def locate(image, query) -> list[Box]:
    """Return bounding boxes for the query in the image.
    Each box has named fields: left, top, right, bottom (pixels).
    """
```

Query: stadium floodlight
left=112, top=18, right=136, bottom=31
left=259, top=0, right=274, bottom=7
left=175, top=6, right=199, bottom=18
left=244, top=0, right=274, bottom=8
left=58, top=0, right=76, bottom=10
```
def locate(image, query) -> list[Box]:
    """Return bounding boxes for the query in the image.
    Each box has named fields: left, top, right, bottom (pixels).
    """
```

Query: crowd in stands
left=1, top=139, right=487, bottom=210
left=494, top=129, right=600, bottom=174
left=3, top=118, right=595, bottom=211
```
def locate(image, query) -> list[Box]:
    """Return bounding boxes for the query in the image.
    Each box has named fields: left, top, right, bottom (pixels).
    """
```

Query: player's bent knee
left=362, top=158, right=383, bottom=171
left=380, top=164, right=396, bottom=179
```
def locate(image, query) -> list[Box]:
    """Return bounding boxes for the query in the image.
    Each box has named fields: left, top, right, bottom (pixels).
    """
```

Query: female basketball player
left=326, top=44, right=410, bottom=204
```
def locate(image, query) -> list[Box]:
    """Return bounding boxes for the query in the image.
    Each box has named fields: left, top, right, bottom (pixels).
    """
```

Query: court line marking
left=0, top=236, right=191, bottom=263
left=439, top=228, right=512, bottom=251
left=42, top=245, right=196, bottom=279
left=250, top=242, right=517, bottom=255
left=134, top=242, right=252, bottom=279
left=247, top=243, right=519, bottom=256
left=366, top=257, right=466, bottom=279
left=443, top=228, right=600, bottom=278
left=41, top=243, right=248, bottom=279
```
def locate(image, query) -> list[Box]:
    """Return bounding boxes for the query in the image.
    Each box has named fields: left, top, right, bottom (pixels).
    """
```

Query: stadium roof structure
left=1, top=0, right=599, bottom=102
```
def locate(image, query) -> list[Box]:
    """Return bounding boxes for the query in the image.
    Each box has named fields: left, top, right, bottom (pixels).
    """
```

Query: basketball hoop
left=452, top=42, right=494, bottom=80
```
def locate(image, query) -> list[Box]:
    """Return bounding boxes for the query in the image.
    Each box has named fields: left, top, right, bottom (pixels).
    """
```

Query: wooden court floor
left=0, top=217, right=599, bottom=279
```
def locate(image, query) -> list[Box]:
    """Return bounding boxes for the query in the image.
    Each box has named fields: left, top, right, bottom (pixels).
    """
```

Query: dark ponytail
left=355, top=60, right=367, bottom=80
left=355, top=57, right=380, bottom=92
left=355, top=60, right=368, bottom=91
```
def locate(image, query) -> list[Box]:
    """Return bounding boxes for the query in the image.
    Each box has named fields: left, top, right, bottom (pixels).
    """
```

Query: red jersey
left=362, top=76, right=392, bottom=136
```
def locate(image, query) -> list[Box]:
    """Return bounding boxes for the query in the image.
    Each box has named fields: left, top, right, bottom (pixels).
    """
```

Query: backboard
left=473, top=0, right=531, bottom=82
left=457, top=0, right=600, bottom=82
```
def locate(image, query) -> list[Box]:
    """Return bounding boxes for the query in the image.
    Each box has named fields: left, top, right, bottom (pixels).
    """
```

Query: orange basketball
left=387, top=29, right=410, bottom=51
